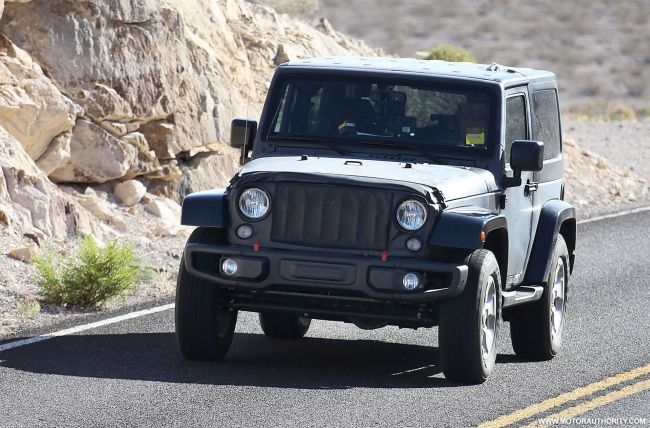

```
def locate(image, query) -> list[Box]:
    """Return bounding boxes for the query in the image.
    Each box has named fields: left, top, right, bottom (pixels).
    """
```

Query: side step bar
left=502, top=285, right=543, bottom=308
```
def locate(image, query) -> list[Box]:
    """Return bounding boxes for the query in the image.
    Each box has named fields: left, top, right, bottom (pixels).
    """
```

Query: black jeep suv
left=176, top=57, right=576, bottom=384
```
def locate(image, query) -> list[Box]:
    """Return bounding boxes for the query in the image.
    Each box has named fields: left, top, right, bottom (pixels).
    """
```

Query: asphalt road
left=1, top=210, right=650, bottom=427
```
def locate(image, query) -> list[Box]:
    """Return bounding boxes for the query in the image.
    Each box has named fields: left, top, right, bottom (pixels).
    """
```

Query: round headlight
left=396, top=199, right=427, bottom=231
left=239, top=188, right=270, bottom=220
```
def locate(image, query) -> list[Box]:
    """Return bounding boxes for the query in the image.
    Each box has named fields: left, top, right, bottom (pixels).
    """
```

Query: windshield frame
left=257, top=68, right=502, bottom=160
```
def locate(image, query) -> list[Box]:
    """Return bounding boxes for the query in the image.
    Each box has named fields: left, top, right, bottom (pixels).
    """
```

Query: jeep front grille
left=271, top=182, right=392, bottom=250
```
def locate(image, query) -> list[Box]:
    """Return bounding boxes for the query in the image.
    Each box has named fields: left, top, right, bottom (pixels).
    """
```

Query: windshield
left=266, top=75, right=495, bottom=156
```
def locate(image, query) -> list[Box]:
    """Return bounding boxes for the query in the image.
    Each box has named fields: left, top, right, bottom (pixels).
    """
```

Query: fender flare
left=524, top=199, right=576, bottom=285
left=429, top=207, right=507, bottom=250
left=180, top=189, right=227, bottom=227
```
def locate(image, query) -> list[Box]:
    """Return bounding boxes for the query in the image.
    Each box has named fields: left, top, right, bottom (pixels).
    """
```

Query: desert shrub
left=34, top=236, right=142, bottom=307
left=420, top=44, right=476, bottom=63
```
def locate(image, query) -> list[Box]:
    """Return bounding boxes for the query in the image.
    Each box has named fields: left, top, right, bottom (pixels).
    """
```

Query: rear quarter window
left=532, top=89, right=561, bottom=160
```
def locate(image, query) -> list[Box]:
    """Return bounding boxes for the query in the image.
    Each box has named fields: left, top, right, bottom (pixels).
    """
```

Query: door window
left=505, top=95, right=527, bottom=164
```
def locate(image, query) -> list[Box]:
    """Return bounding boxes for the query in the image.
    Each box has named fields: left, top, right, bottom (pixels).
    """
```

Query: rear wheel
left=176, top=227, right=237, bottom=361
left=259, top=313, right=311, bottom=339
left=510, top=235, right=569, bottom=360
left=439, top=249, right=502, bottom=384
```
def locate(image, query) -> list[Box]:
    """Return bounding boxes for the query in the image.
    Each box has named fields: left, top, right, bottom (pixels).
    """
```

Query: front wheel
left=175, top=227, right=237, bottom=361
left=438, top=249, right=502, bottom=384
left=510, top=235, right=569, bottom=360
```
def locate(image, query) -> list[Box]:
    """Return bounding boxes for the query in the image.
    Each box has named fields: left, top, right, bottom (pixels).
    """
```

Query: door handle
left=525, top=180, right=539, bottom=196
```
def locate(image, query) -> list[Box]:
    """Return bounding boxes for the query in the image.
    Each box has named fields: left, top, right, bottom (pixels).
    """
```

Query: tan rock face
left=178, top=150, right=240, bottom=197
left=0, top=34, right=77, bottom=166
left=1, top=0, right=220, bottom=157
left=0, top=126, right=103, bottom=240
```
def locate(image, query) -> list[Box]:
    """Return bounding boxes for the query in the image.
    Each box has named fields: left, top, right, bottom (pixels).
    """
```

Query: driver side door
left=501, top=88, right=534, bottom=287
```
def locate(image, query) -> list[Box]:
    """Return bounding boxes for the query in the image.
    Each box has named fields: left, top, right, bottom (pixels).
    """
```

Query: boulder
left=145, top=195, right=181, bottom=224
left=120, top=132, right=160, bottom=179
left=114, top=179, right=146, bottom=207
left=35, top=132, right=71, bottom=175
left=49, top=120, right=159, bottom=183
left=8, top=243, right=37, bottom=263
left=49, top=120, right=136, bottom=183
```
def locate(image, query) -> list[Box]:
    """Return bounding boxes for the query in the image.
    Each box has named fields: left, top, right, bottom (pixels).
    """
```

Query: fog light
left=221, top=258, right=238, bottom=276
left=236, top=224, right=254, bottom=239
left=402, top=273, right=420, bottom=290
left=406, top=237, right=422, bottom=252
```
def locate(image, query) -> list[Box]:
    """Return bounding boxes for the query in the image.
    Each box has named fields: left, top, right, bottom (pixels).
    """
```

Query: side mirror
left=511, top=140, right=544, bottom=172
left=230, top=119, right=257, bottom=164
left=503, top=140, right=544, bottom=188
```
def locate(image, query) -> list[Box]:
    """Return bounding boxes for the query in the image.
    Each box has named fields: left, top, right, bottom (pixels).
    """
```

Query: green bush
left=34, top=236, right=142, bottom=307
left=421, top=44, right=476, bottom=63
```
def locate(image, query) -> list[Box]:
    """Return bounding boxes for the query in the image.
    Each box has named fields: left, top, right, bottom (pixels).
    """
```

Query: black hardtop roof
left=280, top=56, right=556, bottom=86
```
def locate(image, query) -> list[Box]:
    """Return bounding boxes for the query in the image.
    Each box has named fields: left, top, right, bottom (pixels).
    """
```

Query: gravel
left=564, top=119, right=650, bottom=179
left=563, top=119, right=650, bottom=219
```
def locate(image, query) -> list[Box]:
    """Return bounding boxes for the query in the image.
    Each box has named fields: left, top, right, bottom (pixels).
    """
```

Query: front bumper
left=184, top=243, right=468, bottom=303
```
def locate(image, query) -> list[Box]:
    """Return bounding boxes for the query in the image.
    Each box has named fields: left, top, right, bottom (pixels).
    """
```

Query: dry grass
left=564, top=101, right=649, bottom=122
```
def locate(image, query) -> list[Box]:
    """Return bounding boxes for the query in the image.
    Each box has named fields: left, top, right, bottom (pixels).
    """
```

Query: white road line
left=0, top=204, right=648, bottom=353
left=578, top=205, right=650, bottom=225
left=0, top=303, right=175, bottom=353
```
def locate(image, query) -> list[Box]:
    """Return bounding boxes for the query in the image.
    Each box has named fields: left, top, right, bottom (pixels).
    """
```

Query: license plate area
left=280, top=260, right=356, bottom=285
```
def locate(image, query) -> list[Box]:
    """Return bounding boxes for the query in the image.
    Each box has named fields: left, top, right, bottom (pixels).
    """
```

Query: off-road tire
left=176, top=227, right=237, bottom=361
left=259, top=313, right=311, bottom=339
left=439, top=249, right=502, bottom=384
left=510, top=235, right=569, bottom=361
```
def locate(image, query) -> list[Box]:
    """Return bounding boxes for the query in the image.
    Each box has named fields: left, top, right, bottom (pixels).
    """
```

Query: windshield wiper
left=268, top=134, right=350, bottom=156
left=356, top=140, right=448, bottom=165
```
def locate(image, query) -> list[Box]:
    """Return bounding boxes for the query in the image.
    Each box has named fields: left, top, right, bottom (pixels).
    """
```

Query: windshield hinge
left=432, top=187, right=447, bottom=208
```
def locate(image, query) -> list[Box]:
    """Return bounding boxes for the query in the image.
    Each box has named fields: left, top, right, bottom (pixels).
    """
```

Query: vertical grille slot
left=271, top=183, right=392, bottom=250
